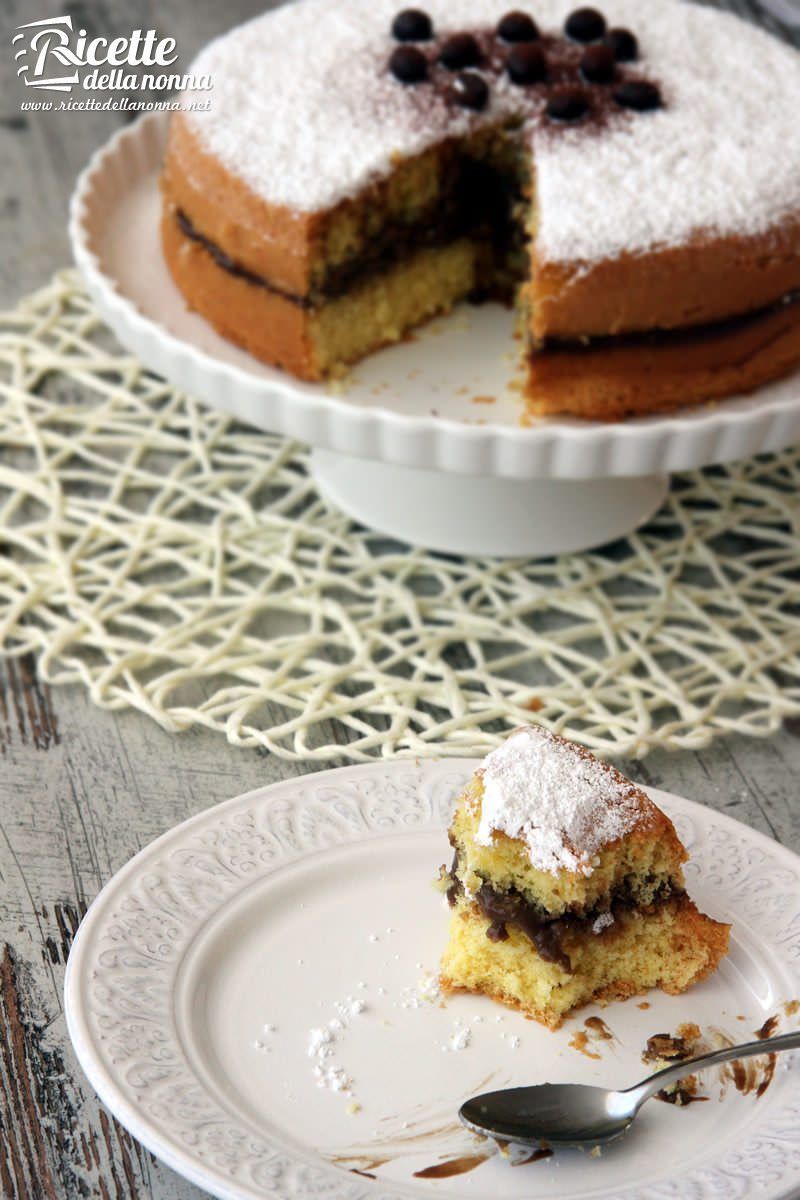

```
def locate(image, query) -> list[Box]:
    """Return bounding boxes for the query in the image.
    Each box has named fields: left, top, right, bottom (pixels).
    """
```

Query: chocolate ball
left=614, top=79, right=662, bottom=111
left=391, top=8, right=434, bottom=41
left=506, top=42, right=547, bottom=85
left=580, top=43, right=616, bottom=84
left=439, top=32, right=482, bottom=69
left=604, top=27, right=638, bottom=62
left=565, top=7, right=607, bottom=42
left=496, top=10, right=539, bottom=43
left=389, top=44, right=428, bottom=83
left=547, top=85, right=589, bottom=121
left=449, top=70, right=489, bottom=110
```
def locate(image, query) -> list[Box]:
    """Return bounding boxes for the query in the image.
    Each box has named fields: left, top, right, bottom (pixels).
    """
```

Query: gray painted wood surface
left=1, top=1, right=799, bottom=1195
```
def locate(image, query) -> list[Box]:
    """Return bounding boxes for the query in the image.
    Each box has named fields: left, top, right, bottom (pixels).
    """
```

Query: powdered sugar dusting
left=182, top=0, right=800, bottom=266
left=475, top=726, right=645, bottom=875
left=307, top=994, right=368, bottom=1095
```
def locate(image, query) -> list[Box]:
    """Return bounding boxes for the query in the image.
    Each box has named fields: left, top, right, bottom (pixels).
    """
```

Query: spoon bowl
left=459, top=1029, right=800, bottom=1149
left=461, top=1082, right=634, bottom=1147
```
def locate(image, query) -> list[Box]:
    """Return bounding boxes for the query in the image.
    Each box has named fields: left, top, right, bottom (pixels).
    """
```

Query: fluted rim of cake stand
left=70, top=111, right=800, bottom=481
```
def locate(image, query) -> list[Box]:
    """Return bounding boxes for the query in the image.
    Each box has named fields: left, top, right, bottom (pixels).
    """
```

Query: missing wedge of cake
left=439, top=726, right=729, bottom=1028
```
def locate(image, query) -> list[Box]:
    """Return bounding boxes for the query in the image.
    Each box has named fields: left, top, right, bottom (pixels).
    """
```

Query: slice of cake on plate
left=440, top=725, right=729, bottom=1028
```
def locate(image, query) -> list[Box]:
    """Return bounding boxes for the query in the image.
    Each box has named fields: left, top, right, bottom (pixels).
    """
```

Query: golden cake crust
left=163, top=114, right=317, bottom=298
left=161, top=204, right=317, bottom=378
left=527, top=222, right=800, bottom=342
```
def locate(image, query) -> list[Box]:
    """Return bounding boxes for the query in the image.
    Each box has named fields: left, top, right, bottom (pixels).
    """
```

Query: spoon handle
left=622, top=1029, right=800, bottom=1108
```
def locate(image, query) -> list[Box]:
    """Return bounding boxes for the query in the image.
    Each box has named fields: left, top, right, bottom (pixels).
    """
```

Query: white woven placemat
left=1, top=270, right=799, bottom=760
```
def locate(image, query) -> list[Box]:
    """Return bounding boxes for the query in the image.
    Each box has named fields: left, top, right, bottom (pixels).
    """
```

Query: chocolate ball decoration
left=547, top=85, right=590, bottom=121
left=506, top=42, right=547, bottom=85
left=605, top=27, right=638, bottom=61
left=614, top=80, right=662, bottom=111
left=389, top=44, right=429, bottom=83
left=497, top=11, right=539, bottom=43
left=565, top=7, right=607, bottom=42
left=439, top=32, right=482, bottom=70
left=580, top=44, right=616, bottom=84
left=449, top=70, right=490, bottom=110
left=391, top=9, right=434, bottom=41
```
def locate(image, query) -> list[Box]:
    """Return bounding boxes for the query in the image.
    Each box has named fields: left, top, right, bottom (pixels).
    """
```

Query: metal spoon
left=460, top=1029, right=800, bottom=1148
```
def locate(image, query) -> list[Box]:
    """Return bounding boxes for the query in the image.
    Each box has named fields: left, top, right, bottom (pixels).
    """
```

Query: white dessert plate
left=69, top=113, right=800, bottom=556
left=65, top=760, right=800, bottom=1200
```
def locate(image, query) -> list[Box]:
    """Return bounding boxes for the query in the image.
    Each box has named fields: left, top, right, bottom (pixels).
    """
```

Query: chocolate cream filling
left=175, top=206, right=800, bottom=354
left=447, top=856, right=683, bottom=973
left=539, top=289, right=800, bottom=353
left=174, top=155, right=523, bottom=312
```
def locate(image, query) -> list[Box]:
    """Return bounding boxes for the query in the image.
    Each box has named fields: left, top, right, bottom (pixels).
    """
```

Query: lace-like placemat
left=1, top=271, right=799, bottom=761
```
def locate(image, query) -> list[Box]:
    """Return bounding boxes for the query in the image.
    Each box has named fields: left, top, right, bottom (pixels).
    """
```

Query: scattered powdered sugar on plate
left=399, top=972, right=442, bottom=1010
left=476, top=725, right=646, bottom=875
left=443, top=1020, right=472, bottom=1052
left=307, top=994, right=368, bottom=1096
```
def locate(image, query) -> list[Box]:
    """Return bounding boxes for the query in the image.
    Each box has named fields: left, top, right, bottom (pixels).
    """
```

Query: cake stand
left=70, top=113, right=800, bottom=557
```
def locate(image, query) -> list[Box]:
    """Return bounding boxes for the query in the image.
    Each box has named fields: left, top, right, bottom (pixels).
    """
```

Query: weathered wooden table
left=1, top=1, right=799, bottom=1196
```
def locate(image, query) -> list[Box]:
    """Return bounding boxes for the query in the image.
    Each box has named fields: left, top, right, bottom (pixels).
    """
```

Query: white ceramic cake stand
left=70, top=113, right=800, bottom=557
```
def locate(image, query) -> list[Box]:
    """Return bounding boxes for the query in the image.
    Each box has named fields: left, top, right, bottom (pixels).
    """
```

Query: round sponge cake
left=162, top=0, right=800, bottom=417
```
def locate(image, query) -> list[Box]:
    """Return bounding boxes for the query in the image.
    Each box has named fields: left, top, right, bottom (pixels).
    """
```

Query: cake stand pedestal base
left=311, top=449, right=669, bottom=557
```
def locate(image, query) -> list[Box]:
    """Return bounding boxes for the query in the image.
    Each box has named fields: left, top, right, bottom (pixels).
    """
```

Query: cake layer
left=162, top=207, right=481, bottom=378
left=449, top=767, right=686, bottom=918
left=446, top=864, right=682, bottom=971
left=178, top=0, right=800, bottom=270
left=166, top=109, right=800, bottom=345
left=527, top=222, right=800, bottom=343
left=166, top=195, right=800, bottom=410
left=163, top=115, right=525, bottom=303
left=172, top=192, right=503, bottom=308
left=441, top=895, right=730, bottom=1028
left=526, top=290, right=800, bottom=419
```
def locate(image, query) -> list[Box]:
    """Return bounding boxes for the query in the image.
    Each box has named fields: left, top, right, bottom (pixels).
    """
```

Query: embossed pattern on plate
left=65, top=762, right=800, bottom=1199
